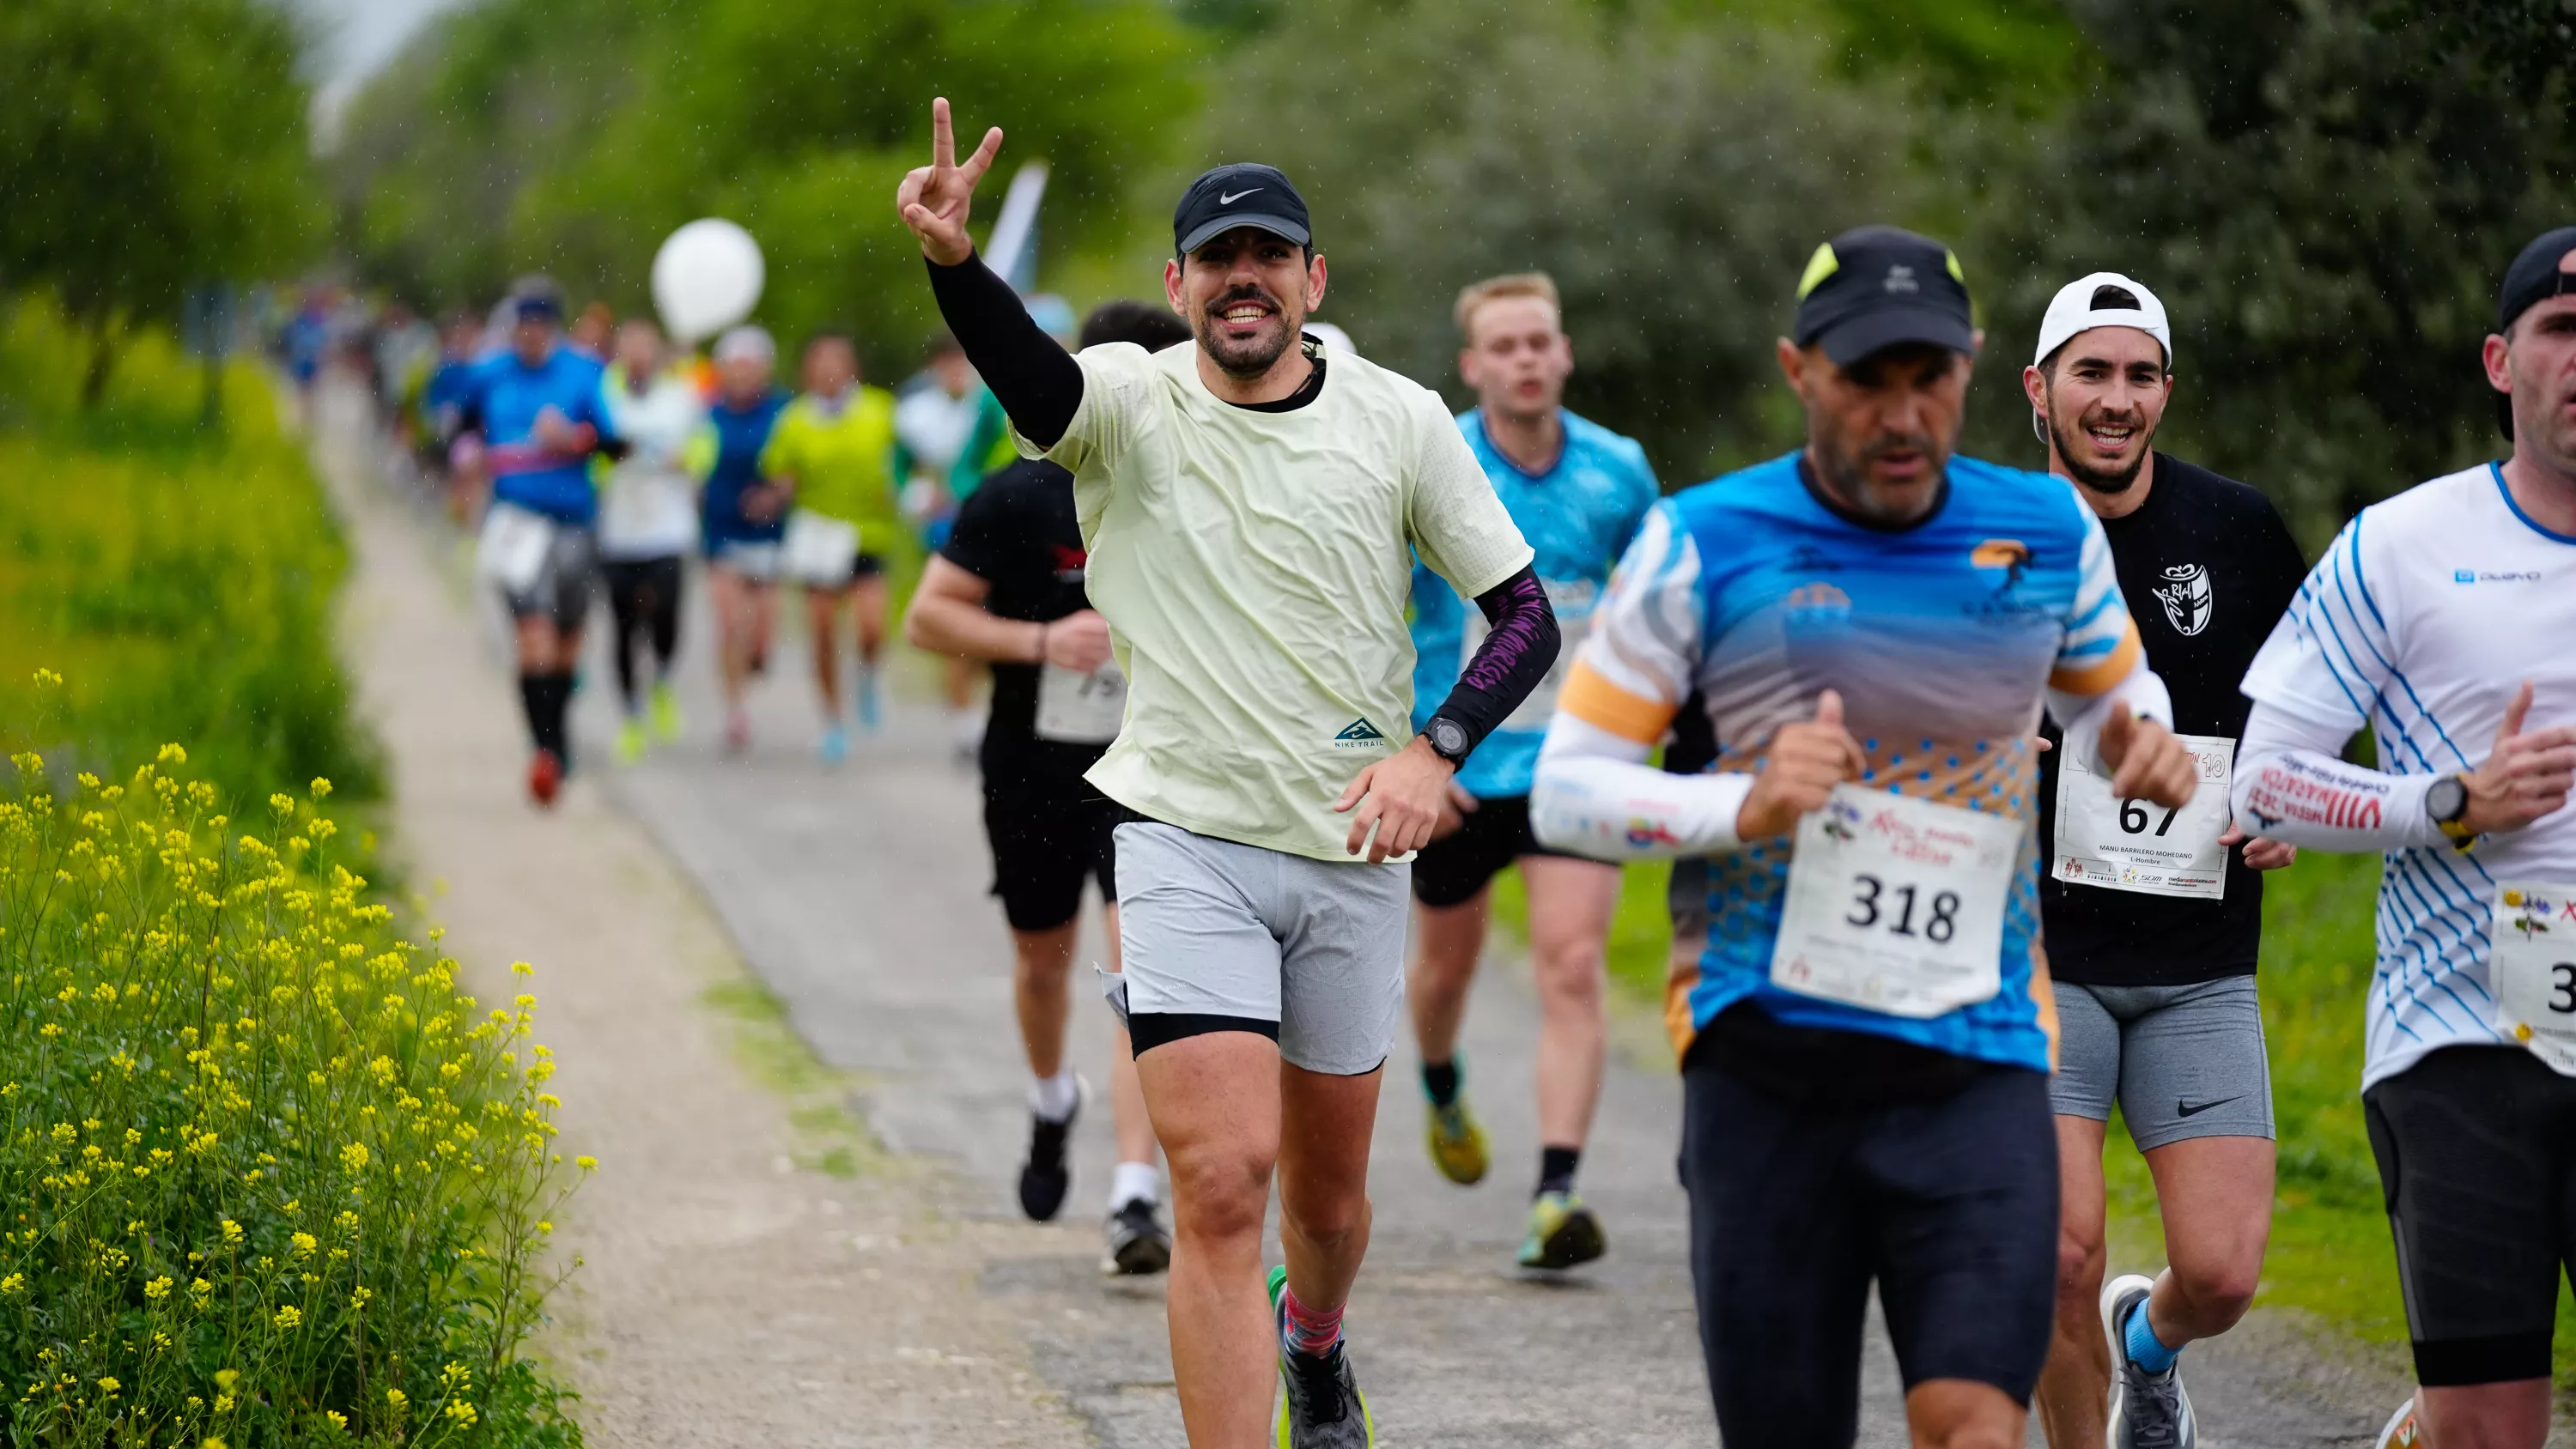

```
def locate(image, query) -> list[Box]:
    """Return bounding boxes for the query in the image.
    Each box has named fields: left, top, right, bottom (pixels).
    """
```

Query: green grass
left=1496, top=848, right=2576, bottom=1386
left=698, top=977, right=885, bottom=1179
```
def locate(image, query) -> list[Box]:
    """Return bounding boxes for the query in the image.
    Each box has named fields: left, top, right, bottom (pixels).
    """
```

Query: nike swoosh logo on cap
left=1218, top=188, right=1264, bottom=205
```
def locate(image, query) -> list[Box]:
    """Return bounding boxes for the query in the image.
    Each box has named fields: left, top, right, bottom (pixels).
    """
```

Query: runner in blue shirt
left=454, top=279, right=617, bottom=805
left=685, top=325, right=793, bottom=753
left=1405, top=273, right=1658, bottom=1270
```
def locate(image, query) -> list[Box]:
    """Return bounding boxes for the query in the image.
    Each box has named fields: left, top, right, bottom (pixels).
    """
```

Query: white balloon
left=652, top=219, right=765, bottom=344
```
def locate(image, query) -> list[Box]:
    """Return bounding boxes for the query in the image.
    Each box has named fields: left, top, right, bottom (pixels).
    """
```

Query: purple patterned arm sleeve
left=1427, top=565, right=1558, bottom=758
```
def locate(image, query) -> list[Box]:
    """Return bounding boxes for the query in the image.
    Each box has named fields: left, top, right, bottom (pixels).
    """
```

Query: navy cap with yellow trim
left=1791, top=226, right=1975, bottom=367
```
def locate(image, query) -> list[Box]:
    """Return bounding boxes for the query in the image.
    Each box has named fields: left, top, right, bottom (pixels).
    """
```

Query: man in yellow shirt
left=762, top=330, right=909, bottom=761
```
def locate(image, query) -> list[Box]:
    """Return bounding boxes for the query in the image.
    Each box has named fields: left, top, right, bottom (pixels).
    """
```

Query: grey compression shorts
left=2050, top=976, right=2274, bottom=1149
left=1108, top=820, right=1408, bottom=1076
left=501, top=523, right=599, bottom=631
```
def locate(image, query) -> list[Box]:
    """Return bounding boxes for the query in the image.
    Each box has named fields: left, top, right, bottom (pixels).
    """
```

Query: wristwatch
left=1423, top=715, right=1472, bottom=767
left=2425, top=773, right=2476, bottom=851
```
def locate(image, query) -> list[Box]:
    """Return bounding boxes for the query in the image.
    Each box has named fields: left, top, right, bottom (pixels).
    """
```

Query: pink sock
left=1279, top=1283, right=1345, bottom=1357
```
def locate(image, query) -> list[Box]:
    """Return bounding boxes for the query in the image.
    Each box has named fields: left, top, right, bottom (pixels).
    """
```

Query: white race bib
left=2493, top=882, right=2576, bottom=1076
left=781, top=509, right=860, bottom=588
left=599, top=470, right=692, bottom=546
left=476, top=502, right=555, bottom=593
left=1036, top=660, right=1127, bottom=744
left=1770, top=786, right=2025, bottom=1018
left=1460, top=578, right=1596, bottom=731
left=2050, top=733, right=2236, bottom=900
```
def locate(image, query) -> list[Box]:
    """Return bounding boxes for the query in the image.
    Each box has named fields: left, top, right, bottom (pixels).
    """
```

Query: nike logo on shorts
left=2175, top=1095, right=2240, bottom=1118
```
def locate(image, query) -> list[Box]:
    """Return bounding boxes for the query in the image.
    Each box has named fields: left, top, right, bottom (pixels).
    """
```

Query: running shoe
left=819, top=723, right=849, bottom=767
left=649, top=681, right=682, bottom=742
left=1424, top=1093, right=1489, bottom=1185
left=1017, top=1094, right=1079, bottom=1222
left=526, top=749, right=562, bottom=807
left=2371, top=1398, right=2420, bottom=1449
left=857, top=671, right=883, bottom=732
left=724, top=710, right=751, bottom=755
left=2103, top=1273, right=2196, bottom=1449
left=1268, top=1264, right=1374, bottom=1448
left=1101, top=1197, right=1170, bottom=1276
left=614, top=716, right=647, bottom=766
left=1516, top=1190, right=1607, bottom=1270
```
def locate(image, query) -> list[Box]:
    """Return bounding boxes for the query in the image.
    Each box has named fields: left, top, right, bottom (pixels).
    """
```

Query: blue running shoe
left=819, top=724, right=850, bottom=767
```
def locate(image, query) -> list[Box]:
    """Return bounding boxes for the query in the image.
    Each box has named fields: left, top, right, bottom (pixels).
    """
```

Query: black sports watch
left=2426, top=773, right=2476, bottom=850
left=1423, top=715, right=1472, bottom=767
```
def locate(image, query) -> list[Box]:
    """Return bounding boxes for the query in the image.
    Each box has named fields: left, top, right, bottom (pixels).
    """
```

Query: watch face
left=1430, top=719, right=1467, bottom=759
left=2428, top=776, right=2467, bottom=822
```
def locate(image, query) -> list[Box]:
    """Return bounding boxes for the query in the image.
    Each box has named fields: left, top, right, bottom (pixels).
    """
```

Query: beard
left=2047, top=397, right=2156, bottom=494
left=1814, top=423, right=1947, bottom=525
left=1192, top=284, right=1302, bottom=379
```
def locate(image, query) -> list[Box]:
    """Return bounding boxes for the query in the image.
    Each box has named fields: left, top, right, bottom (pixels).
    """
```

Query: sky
left=293, top=0, right=469, bottom=142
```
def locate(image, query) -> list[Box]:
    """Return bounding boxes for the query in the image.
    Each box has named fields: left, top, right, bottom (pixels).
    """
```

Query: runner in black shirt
left=903, top=299, right=1192, bottom=1276
left=2019, top=276, right=2309, bottom=1449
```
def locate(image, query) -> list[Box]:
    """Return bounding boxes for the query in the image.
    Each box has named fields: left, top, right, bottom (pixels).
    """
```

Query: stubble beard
left=1194, top=286, right=1303, bottom=381
left=2048, top=392, right=2155, bottom=494
left=1815, top=421, right=1946, bottom=527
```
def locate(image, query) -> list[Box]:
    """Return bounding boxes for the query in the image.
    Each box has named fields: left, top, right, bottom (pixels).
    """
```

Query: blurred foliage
left=0, top=0, right=320, bottom=402
left=336, top=0, right=1199, bottom=379
left=0, top=300, right=383, bottom=809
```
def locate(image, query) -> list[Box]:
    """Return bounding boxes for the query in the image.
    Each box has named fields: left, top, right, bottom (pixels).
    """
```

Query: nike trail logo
left=1218, top=188, right=1264, bottom=205
left=2175, top=1096, right=2240, bottom=1119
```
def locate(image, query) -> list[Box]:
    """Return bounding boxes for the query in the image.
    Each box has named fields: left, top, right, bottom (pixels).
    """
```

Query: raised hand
left=2461, top=680, right=2576, bottom=835
left=2101, top=706, right=2198, bottom=810
left=1735, top=689, right=1866, bottom=840
left=896, top=97, right=1004, bottom=267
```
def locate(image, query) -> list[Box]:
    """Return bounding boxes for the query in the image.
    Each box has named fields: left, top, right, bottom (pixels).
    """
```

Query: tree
left=0, top=0, right=319, bottom=403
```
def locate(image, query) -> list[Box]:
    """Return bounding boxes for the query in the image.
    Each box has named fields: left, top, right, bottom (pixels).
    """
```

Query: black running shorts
left=1409, top=795, right=1578, bottom=908
left=2365, top=1044, right=2576, bottom=1386
left=979, top=737, right=1116, bottom=933
left=1681, top=1036, right=2058, bottom=1442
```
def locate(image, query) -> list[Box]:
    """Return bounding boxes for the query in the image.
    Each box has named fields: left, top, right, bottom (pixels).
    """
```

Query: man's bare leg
left=1909, top=1378, right=2028, bottom=1449
left=1521, top=855, right=1618, bottom=1153
left=1139, top=1032, right=1283, bottom=1449
left=2036, top=1114, right=2111, bottom=1449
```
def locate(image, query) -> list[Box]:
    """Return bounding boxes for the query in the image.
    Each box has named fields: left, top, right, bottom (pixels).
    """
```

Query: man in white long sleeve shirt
left=2230, top=225, right=2576, bottom=1449
left=1529, top=225, right=2198, bottom=1449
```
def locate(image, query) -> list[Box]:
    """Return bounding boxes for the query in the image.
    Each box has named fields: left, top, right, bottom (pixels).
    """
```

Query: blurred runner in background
left=689, top=324, right=792, bottom=755
left=598, top=317, right=704, bottom=765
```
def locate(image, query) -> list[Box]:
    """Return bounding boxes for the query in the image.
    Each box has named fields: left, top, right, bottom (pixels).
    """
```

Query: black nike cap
left=1791, top=225, right=1975, bottom=367
left=2492, top=225, right=2576, bottom=438
left=1173, top=164, right=1312, bottom=257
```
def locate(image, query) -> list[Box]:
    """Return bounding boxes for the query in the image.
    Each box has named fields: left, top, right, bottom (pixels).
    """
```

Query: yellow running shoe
left=1424, top=1094, right=1488, bottom=1185
left=1517, top=1190, right=1607, bottom=1270
left=648, top=681, right=682, bottom=742
left=614, top=716, right=648, bottom=766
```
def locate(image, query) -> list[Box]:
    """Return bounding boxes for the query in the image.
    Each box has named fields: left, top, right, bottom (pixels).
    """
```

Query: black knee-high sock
left=648, top=577, right=681, bottom=676
left=519, top=672, right=549, bottom=751
left=521, top=672, right=573, bottom=760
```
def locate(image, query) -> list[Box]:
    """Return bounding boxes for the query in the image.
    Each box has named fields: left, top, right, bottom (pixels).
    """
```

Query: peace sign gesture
left=896, top=97, right=1004, bottom=267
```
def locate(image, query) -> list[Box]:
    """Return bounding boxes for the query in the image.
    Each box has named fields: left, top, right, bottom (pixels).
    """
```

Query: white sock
left=1030, top=1070, right=1078, bottom=1122
left=1109, top=1160, right=1161, bottom=1212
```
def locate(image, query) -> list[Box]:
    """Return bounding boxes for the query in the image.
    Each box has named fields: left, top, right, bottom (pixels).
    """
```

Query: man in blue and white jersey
left=1404, top=271, right=1658, bottom=1271
left=2231, top=226, right=2576, bottom=1449
left=1531, top=226, right=2199, bottom=1447
left=455, top=278, right=617, bottom=805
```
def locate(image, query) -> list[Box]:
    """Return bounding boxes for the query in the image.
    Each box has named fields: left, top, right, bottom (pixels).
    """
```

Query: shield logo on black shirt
left=2153, top=562, right=2214, bottom=637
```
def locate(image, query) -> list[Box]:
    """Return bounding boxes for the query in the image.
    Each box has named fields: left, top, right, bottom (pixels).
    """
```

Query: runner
left=904, top=298, right=1192, bottom=1273
left=1403, top=271, right=1657, bottom=1270
left=895, top=330, right=1004, bottom=759
left=2013, top=274, right=2311, bottom=1449
left=762, top=330, right=906, bottom=761
left=2229, top=226, right=2576, bottom=1449
left=1529, top=225, right=2201, bottom=1447
left=688, top=324, right=792, bottom=754
left=899, top=101, right=1555, bottom=1448
left=597, top=317, right=703, bottom=764
left=453, top=278, right=618, bottom=805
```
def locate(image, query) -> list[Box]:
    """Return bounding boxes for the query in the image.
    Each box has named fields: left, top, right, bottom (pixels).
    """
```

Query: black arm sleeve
left=1425, top=564, right=1559, bottom=758
left=925, top=250, right=1085, bottom=449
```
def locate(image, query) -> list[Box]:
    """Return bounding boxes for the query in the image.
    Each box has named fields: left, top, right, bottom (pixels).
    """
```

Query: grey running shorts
left=501, top=523, right=599, bottom=631
left=2050, top=975, right=2274, bottom=1149
left=1110, top=821, right=1408, bottom=1076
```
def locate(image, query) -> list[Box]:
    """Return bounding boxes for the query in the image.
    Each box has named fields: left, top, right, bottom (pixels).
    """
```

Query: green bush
left=0, top=299, right=380, bottom=809
left=0, top=741, right=586, bottom=1446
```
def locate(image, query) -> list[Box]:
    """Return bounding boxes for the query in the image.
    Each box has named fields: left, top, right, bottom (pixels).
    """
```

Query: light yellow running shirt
left=1022, top=337, right=1532, bottom=862
left=759, top=385, right=905, bottom=546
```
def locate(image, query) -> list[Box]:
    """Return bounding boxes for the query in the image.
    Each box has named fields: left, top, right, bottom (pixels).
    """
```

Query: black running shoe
left=1102, top=1198, right=1171, bottom=1276
left=1017, top=1101, right=1078, bottom=1222
left=1269, top=1264, right=1374, bottom=1446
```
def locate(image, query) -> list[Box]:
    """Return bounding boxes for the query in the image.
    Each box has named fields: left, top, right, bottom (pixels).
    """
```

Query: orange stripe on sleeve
left=2046, top=617, right=2142, bottom=696
left=1558, top=659, right=1678, bottom=744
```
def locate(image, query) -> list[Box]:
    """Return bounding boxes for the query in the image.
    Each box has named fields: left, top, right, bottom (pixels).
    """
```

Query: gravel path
left=320, top=383, right=2417, bottom=1446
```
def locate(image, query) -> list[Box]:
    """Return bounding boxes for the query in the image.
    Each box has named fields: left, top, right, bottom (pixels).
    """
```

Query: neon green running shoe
left=1424, top=1094, right=1489, bottom=1185
left=1268, top=1264, right=1374, bottom=1448
left=614, top=717, right=648, bottom=766
left=648, top=681, right=682, bottom=742
left=1516, top=1190, right=1607, bottom=1270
